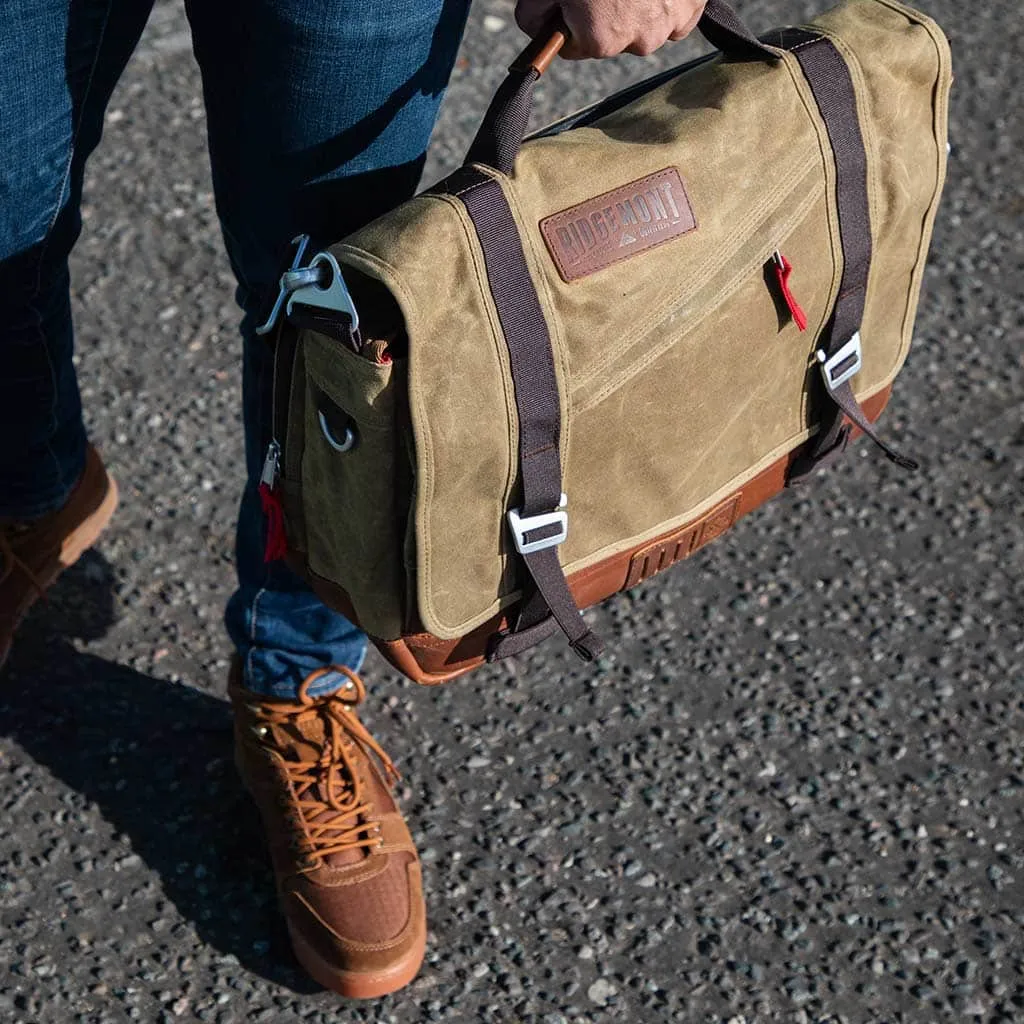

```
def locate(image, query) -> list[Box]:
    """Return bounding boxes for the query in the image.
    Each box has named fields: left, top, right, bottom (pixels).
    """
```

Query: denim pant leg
left=0, top=0, right=154, bottom=519
left=185, top=0, right=470, bottom=698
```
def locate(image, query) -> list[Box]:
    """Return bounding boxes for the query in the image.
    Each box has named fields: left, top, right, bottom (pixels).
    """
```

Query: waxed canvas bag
left=258, top=0, right=952, bottom=683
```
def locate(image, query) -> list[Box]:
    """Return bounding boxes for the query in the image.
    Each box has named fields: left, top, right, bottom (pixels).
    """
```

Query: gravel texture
left=1, top=1, right=1022, bottom=1022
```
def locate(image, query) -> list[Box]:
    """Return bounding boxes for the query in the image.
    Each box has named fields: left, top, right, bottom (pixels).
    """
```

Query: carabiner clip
left=255, top=234, right=313, bottom=336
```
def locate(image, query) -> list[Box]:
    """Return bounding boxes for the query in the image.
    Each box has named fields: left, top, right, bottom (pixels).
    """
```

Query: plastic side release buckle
left=286, top=251, right=360, bottom=333
left=507, top=494, right=568, bottom=555
left=817, top=331, right=862, bottom=391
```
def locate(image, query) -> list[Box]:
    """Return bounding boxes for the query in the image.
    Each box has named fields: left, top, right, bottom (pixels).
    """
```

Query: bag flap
left=334, top=0, right=951, bottom=639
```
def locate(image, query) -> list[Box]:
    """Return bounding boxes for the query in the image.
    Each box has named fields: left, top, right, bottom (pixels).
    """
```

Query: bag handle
left=466, top=0, right=778, bottom=174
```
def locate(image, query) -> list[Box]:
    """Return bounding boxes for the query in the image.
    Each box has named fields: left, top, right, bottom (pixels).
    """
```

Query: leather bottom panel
left=295, top=386, right=892, bottom=684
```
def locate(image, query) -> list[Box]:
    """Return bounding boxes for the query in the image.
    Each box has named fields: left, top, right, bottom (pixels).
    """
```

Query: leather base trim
left=293, top=386, right=892, bottom=684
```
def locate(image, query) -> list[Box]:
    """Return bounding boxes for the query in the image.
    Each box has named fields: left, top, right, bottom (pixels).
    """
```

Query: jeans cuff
left=241, top=640, right=369, bottom=700
left=0, top=478, right=80, bottom=520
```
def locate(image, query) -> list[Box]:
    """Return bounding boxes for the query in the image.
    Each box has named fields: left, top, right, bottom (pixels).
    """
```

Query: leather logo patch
left=540, top=167, right=697, bottom=283
left=624, top=495, right=741, bottom=589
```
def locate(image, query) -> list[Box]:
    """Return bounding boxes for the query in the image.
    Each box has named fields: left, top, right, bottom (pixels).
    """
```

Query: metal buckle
left=286, top=251, right=359, bottom=332
left=817, top=332, right=862, bottom=391
left=507, top=494, right=568, bottom=555
left=255, top=235, right=312, bottom=336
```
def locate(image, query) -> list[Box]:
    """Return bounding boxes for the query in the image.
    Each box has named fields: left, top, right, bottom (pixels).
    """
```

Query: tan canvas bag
left=257, top=0, right=952, bottom=683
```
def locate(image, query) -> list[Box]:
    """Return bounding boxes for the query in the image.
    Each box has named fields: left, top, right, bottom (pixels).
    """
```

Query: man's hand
left=515, top=0, right=709, bottom=59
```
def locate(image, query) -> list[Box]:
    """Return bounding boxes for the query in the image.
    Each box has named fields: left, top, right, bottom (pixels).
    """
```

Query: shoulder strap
left=433, top=167, right=603, bottom=663
left=775, top=29, right=918, bottom=480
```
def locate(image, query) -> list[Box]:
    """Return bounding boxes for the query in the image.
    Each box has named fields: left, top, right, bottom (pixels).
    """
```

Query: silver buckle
left=255, top=235, right=312, bottom=336
left=817, top=331, right=862, bottom=391
left=508, top=494, right=568, bottom=555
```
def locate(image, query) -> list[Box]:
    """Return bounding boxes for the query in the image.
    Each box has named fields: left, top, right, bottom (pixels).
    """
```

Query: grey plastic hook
left=286, top=252, right=360, bottom=332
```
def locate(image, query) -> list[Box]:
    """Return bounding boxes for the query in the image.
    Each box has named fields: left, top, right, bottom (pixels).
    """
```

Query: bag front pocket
left=300, top=331, right=411, bottom=640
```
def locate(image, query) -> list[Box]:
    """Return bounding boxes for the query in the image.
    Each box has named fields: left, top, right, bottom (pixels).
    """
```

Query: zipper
left=529, top=52, right=718, bottom=141
left=269, top=322, right=300, bottom=475
left=262, top=323, right=290, bottom=565
left=260, top=439, right=281, bottom=489
left=258, top=439, right=287, bottom=563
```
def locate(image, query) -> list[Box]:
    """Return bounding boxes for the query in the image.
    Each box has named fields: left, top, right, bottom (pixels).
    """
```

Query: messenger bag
left=257, top=0, right=952, bottom=683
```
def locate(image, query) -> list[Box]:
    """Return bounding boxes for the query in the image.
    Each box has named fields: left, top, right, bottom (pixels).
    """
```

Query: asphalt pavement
left=1, top=1, right=1022, bottom=1022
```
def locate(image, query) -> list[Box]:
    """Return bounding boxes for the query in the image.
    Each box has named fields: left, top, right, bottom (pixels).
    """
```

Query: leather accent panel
left=290, top=386, right=891, bottom=685
left=624, top=494, right=741, bottom=588
left=540, top=168, right=697, bottom=282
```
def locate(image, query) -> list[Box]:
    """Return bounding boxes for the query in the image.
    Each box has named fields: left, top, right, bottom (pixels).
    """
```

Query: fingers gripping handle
left=465, top=1, right=777, bottom=175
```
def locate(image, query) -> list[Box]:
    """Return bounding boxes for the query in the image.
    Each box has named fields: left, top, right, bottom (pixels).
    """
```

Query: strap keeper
left=569, top=630, right=604, bottom=663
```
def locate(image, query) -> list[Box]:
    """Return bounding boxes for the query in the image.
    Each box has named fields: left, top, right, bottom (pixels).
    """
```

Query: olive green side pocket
left=300, top=331, right=410, bottom=640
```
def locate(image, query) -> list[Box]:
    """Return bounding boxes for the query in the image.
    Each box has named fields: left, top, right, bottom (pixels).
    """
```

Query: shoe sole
left=287, top=916, right=426, bottom=1000
left=0, top=470, right=119, bottom=671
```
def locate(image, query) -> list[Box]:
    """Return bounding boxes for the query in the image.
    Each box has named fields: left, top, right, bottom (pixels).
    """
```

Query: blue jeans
left=0, top=0, right=469, bottom=698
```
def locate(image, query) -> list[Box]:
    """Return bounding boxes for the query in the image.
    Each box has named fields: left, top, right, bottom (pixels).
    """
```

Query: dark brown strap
left=699, top=0, right=778, bottom=61
left=466, top=67, right=541, bottom=177
left=434, top=166, right=603, bottom=662
left=777, top=30, right=918, bottom=481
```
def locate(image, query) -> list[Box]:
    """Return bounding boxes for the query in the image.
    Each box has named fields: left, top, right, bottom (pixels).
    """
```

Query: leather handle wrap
left=509, top=20, right=569, bottom=76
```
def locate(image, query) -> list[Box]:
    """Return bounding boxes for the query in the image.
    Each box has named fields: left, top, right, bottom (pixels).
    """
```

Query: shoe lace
left=0, top=523, right=47, bottom=597
left=254, top=667, right=400, bottom=862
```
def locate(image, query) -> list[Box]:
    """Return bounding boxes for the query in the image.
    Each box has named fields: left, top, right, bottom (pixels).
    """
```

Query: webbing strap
left=434, top=167, right=603, bottom=662
left=466, top=68, right=539, bottom=175
left=779, top=30, right=918, bottom=480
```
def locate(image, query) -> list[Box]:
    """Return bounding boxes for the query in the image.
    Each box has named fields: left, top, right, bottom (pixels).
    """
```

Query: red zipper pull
left=772, top=250, right=808, bottom=332
left=258, top=441, right=288, bottom=562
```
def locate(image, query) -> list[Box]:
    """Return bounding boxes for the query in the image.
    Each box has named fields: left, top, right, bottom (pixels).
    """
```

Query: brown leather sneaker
left=229, top=662, right=426, bottom=999
left=0, top=444, right=118, bottom=670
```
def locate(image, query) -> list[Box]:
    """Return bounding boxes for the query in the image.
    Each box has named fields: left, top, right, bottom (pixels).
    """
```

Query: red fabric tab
left=258, top=482, right=288, bottom=562
left=773, top=252, right=808, bottom=332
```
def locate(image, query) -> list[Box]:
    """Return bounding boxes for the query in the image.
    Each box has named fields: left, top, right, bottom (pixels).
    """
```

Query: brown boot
left=0, top=444, right=118, bottom=669
left=229, top=661, right=426, bottom=998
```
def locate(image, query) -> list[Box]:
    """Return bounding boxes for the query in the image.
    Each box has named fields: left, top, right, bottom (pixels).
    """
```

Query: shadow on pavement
left=0, top=550, right=320, bottom=994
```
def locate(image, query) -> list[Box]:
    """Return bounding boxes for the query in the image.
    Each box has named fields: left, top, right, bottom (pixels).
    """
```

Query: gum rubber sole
left=59, top=474, right=120, bottom=572
left=287, top=917, right=426, bottom=999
